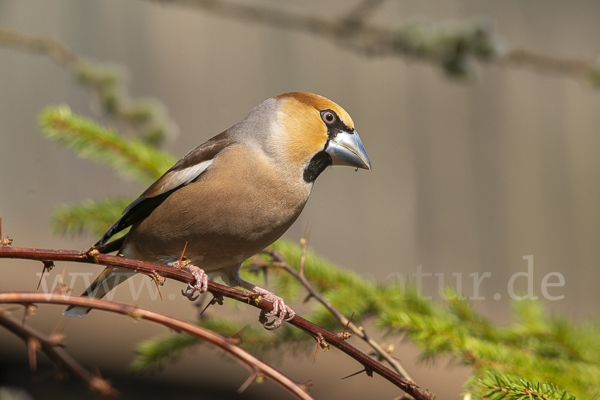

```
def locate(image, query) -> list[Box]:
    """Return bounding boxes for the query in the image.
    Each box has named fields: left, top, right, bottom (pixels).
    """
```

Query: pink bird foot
left=254, top=288, right=296, bottom=330
left=172, top=261, right=208, bottom=301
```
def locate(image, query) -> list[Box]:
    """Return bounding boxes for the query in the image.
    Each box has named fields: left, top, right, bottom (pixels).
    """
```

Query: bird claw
left=172, top=262, right=208, bottom=301
left=182, top=285, right=200, bottom=301
left=257, top=291, right=295, bottom=330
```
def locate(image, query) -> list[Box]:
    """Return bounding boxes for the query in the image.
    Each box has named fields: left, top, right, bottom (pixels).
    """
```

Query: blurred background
left=1, top=0, right=600, bottom=399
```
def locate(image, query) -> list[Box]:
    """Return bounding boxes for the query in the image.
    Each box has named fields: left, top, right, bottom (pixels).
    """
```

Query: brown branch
left=505, top=47, right=595, bottom=78
left=0, top=293, right=314, bottom=400
left=259, top=248, right=414, bottom=381
left=150, top=0, right=394, bottom=52
left=0, top=246, right=434, bottom=400
left=0, top=27, right=175, bottom=145
left=147, top=0, right=600, bottom=84
left=0, top=26, right=77, bottom=67
left=0, top=310, right=118, bottom=400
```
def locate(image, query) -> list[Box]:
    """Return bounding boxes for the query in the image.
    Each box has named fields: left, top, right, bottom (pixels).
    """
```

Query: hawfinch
left=63, top=92, right=371, bottom=329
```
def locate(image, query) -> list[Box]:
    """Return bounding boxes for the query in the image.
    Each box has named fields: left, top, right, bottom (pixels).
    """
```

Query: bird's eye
left=321, top=110, right=336, bottom=125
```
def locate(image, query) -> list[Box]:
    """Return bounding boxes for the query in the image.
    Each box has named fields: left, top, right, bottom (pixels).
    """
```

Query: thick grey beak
left=326, top=130, right=371, bottom=170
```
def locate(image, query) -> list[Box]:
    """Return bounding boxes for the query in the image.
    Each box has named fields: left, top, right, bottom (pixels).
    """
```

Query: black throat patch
left=303, top=151, right=333, bottom=183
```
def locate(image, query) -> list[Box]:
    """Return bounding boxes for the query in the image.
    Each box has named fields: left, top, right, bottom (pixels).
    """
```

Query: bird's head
left=234, top=92, right=371, bottom=183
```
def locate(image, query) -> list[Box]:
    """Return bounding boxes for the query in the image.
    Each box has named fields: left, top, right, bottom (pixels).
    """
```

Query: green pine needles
left=39, top=106, right=176, bottom=184
left=480, top=374, right=577, bottom=400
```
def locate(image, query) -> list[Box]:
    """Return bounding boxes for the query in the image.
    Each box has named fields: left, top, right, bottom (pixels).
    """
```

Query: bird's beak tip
left=326, top=130, right=371, bottom=171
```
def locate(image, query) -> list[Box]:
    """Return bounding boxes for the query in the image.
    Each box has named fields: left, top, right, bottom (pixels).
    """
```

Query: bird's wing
left=96, top=131, right=235, bottom=246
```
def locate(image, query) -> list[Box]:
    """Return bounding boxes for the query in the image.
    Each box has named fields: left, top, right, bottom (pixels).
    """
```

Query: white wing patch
left=157, top=159, right=213, bottom=193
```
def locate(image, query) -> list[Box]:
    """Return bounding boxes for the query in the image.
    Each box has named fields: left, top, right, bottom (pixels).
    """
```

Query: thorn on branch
left=0, top=217, right=13, bottom=246
left=149, top=271, right=165, bottom=300
left=338, top=312, right=354, bottom=340
left=359, top=325, right=368, bottom=339
left=299, top=225, right=311, bottom=277
left=86, top=248, right=100, bottom=263
left=22, top=304, right=37, bottom=325
left=90, top=373, right=119, bottom=399
left=50, top=318, right=68, bottom=347
left=37, top=261, right=55, bottom=290
left=302, top=293, right=313, bottom=303
left=27, top=336, right=40, bottom=371
left=312, top=341, right=320, bottom=365
left=342, top=367, right=372, bottom=380
left=238, top=370, right=264, bottom=394
left=198, top=294, right=224, bottom=318
left=178, top=242, right=188, bottom=264
left=57, top=267, right=70, bottom=295
left=298, top=381, right=313, bottom=393
left=318, top=333, right=330, bottom=351
left=368, top=343, right=396, bottom=361
left=228, top=325, right=250, bottom=345
left=312, top=332, right=330, bottom=364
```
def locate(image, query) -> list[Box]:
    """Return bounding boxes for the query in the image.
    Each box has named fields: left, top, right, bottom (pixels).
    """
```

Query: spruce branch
left=480, top=373, right=576, bottom=400
left=132, top=318, right=279, bottom=371
left=52, top=197, right=134, bottom=237
left=0, top=294, right=314, bottom=400
left=244, top=240, right=600, bottom=399
left=39, top=106, right=176, bottom=184
left=0, top=245, right=434, bottom=400
left=379, top=288, right=600, bottom=399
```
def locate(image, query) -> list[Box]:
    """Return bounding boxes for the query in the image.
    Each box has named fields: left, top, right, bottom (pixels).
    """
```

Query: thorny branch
left=0, top=310, right=118, bottom=400
left=256, top=242, right=413, bottom=381
left=0, top=245, right=434, bottom=400
left=255, top=228, right=412, bottom=378
left=0, top=294, right=314, bottom=400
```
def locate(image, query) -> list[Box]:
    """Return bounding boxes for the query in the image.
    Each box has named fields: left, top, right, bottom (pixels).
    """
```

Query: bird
left=62, top=92, right=371, bottom=329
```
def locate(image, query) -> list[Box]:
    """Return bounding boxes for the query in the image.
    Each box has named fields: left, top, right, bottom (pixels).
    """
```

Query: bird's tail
left=62, top=266, right=136, bottom=317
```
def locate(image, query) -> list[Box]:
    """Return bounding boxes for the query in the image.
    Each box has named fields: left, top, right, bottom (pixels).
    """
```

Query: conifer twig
left=39, top=106, right=175, bottom=183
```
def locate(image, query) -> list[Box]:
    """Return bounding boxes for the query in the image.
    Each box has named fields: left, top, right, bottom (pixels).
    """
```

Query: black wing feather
left=95, top=130, right=235, bottom=248
left=95, top=186, right=182, bottom=246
